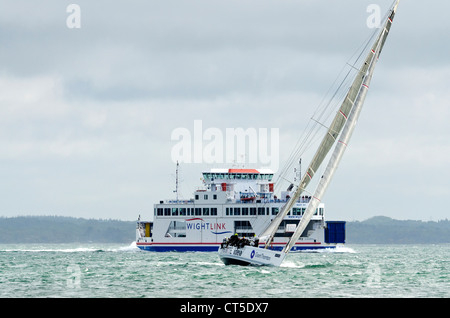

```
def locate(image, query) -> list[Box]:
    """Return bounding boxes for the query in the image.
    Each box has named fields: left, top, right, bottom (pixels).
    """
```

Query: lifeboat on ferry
left=240, top=194, right=256, bottom=202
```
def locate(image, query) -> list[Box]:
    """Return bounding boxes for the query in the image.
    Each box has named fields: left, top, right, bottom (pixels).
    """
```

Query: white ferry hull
left=136, top=241, right=338, bottom=253
left=218, top=246, right=285, bottom=266
left=136, top=242, right=221, bottom=252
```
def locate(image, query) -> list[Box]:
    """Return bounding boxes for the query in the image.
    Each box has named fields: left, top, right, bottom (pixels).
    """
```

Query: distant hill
left=0, top=215, right=449, bottom=244
left=346, top=216, right=450, bottom=244
left=0, top=216, right=135, bottom=243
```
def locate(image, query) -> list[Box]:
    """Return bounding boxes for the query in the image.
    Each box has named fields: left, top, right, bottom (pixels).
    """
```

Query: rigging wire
left=273, top=15, right=386, bottom=195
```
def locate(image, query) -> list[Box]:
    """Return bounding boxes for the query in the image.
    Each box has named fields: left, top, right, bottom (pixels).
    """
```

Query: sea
left=0, top=243, right=448, bottom=299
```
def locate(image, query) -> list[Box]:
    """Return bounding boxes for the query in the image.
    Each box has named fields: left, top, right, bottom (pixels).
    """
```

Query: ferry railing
left=162, top=197, right=313, bottom=204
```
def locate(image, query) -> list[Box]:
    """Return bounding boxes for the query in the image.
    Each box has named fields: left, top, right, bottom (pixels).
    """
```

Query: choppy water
left=0, top=243, right=448, bottom=298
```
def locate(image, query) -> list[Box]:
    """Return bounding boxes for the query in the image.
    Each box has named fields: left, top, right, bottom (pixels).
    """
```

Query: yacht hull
left=218, top=245, right=286, bottom=266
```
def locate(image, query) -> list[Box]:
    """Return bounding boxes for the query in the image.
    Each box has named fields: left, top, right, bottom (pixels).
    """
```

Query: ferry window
left=293, top=208, right=301, bottom=216
left=226, top=207, right=230, bottom=216
left=203, top=208, right=209, bottom=216
left=195, top=194, right=199, bottom=200
left=204, top=194, right=208, bottom=200
left=266, top=207, right=269, bottom=215
left=301, top=208, right=305, bottom=215
left=250, top=207, right=256, bottom=215
left=234, top=221, right=254, bottom=236
left=211, top=208, right=217, bottom=216
left=195, top=208, right=201, bottom=216
left=172, top=208, right=178, bottom=216
left=314, top=209, right=318, bottom=215
left=165, top=220, right=186, bottom=238
left=319, top=207, right=324, bottom=215
left=258, top=207, right=265, bottom=215
left=242, top=207, right=249, bottom=215
left=180, top=208, right=186, bottom=216
left=164, top=208, right=170, bottom=216
left=213, top=194, right=217, bottom=200
left=272, top=207, right=279, bottom=215
left=157, top=208, right=163, bottom=216
left=234, top=208, right=240, bottom=216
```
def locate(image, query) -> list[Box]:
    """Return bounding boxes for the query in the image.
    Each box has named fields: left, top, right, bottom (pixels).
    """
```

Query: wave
left=0, top=242, right=141, bottom=253
left=281, top=260, right=305, bottom=268
left=109, top=241, right=140, bottom=252
left=320, top=246, right=356, bottom=254
left=280, top=246, right=356, bottom=268
left=1, top=247, right=103, bottom=253
left=294, top=246, right=356, bottom=254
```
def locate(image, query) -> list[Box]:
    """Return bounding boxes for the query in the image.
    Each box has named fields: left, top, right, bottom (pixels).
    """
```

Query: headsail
left=283, top=1, right=399, bottom=254
left=218, top=1, right=400, bottom=267
left=258, top=1, right=399, bottom=247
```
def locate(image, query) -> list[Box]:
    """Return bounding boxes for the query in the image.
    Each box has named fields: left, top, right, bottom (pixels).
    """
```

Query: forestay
left=259, top=0, right=400, bottom=248
left=283, top=2, right=399, bottom=253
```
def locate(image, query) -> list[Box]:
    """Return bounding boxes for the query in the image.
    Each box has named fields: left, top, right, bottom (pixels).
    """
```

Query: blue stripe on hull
left=137, top=244, right=337, bottom=252
left=137, top=245, right=220, bottom=252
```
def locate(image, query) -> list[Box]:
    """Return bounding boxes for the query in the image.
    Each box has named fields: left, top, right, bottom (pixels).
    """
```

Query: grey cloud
left=0, top=0, right=449, bottom=220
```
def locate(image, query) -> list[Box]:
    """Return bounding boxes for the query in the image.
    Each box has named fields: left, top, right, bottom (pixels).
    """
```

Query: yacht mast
left=259, top=1, right=399, bottom=247
left=283, top=1, right=400, bottom=253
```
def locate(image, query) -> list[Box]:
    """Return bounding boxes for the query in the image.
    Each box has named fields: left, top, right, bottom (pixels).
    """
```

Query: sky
left=0, top=0, right=449, bottom=222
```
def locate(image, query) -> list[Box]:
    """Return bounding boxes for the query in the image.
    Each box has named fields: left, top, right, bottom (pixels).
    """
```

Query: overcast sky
left=0, top=0, right=449, bottom=222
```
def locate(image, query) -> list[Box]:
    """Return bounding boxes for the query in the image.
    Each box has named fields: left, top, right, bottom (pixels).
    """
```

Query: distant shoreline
left=0, top=215, right=448, bottom=244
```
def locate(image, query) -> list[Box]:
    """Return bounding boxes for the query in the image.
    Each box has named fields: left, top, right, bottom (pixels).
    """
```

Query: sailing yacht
left=218, top=0, right=401, bottom=266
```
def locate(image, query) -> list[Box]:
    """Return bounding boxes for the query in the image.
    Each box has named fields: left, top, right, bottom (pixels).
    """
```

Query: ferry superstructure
left=136, top=167, right=345, bottom=252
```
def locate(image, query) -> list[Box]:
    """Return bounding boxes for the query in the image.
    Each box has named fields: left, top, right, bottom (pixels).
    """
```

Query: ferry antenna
left=174, top=161, right=179, bottom=202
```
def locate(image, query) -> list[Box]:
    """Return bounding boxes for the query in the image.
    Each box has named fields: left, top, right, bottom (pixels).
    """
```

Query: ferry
left=136, top=166, right=345, bottom=252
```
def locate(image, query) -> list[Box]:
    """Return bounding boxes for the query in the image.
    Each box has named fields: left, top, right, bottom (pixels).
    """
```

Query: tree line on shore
left=0, top=215, right=448, bottom=244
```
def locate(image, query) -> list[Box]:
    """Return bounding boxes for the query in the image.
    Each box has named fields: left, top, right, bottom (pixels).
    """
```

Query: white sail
left=283, top=3, right=399, bottom=254
left=259, top=2, right=398, bottom=247
left=218, top=1, right=400, bottom=266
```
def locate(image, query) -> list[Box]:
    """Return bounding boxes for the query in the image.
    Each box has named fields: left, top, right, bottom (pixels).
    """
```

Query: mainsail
left=259, top=0, right=400, bottom=249
left=282, top=2, right=399, bottom=253
left=218, top=1, right=400, bottom=267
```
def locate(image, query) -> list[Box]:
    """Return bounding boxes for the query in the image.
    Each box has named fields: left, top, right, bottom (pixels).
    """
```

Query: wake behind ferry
left=136, top=165, right=345, bottom=252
